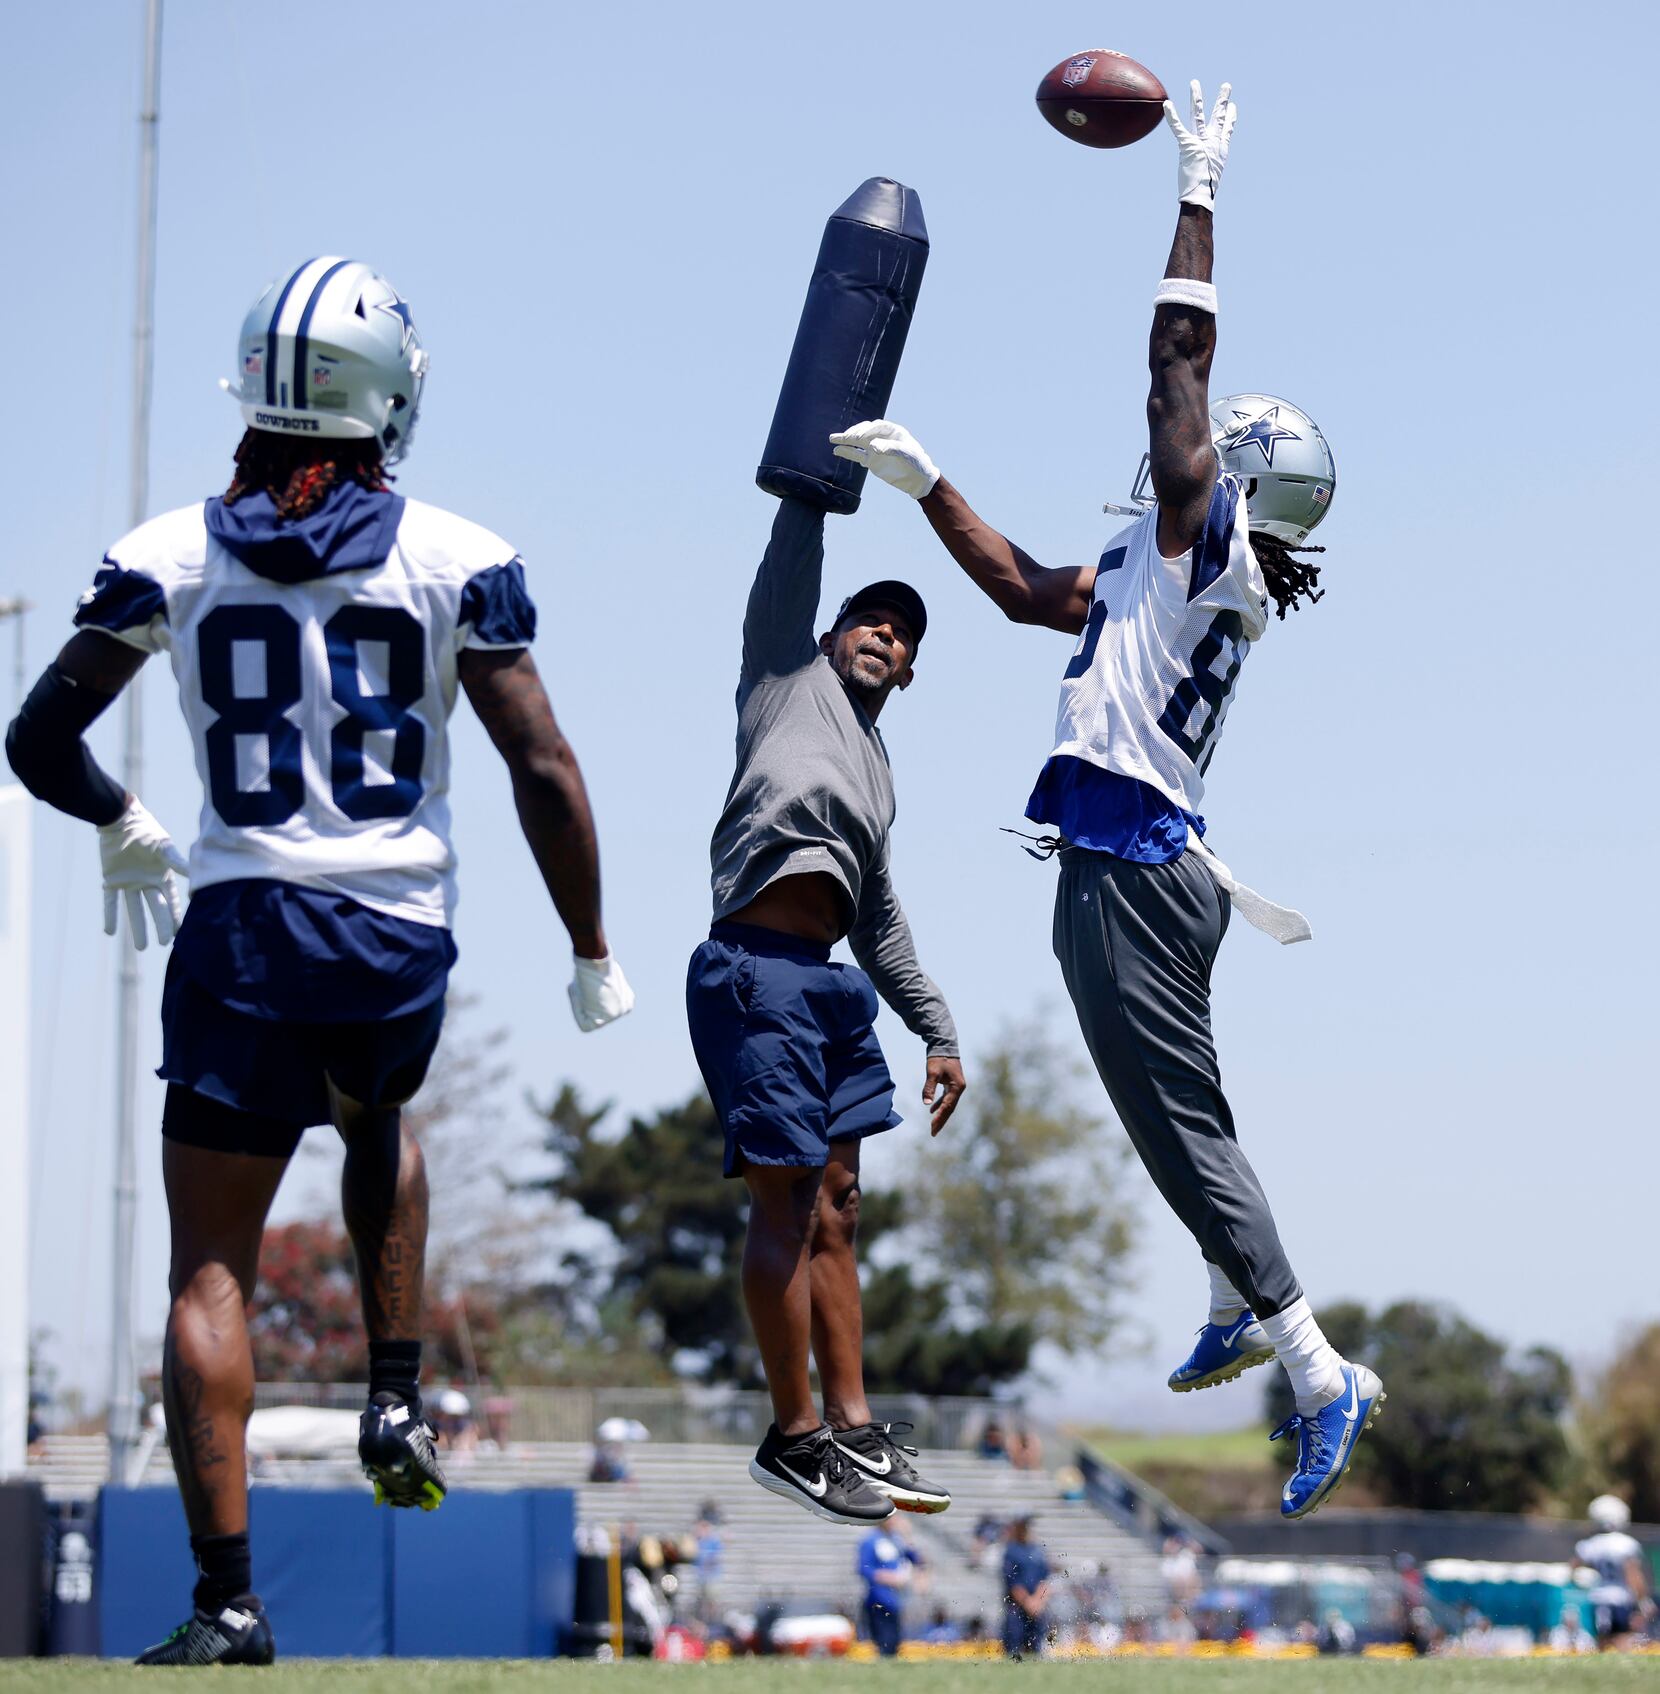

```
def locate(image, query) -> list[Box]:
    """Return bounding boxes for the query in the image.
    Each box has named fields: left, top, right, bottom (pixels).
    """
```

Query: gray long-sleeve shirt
left=708, top=498, right=957, bottom=1057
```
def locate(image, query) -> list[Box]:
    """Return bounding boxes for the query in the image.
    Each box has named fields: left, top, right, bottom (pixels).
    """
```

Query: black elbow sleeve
left=5, top=663, right=126, bottom=825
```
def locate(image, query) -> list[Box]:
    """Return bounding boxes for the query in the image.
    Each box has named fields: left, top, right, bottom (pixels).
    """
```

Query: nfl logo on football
left=1061, top=56, right=1094, bottom=87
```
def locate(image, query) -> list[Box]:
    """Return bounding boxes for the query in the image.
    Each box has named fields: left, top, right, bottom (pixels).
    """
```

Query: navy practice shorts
left=686, top=921, right=900, bottom=1177
left=159, top=961, right=445, bottom=1155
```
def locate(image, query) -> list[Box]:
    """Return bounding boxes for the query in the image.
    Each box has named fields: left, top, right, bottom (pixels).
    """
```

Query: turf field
left=9, top=1659, right=1659, bottom=1692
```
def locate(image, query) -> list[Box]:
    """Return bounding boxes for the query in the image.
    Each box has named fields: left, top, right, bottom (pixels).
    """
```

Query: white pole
left=110, top=0, right=164, bottom=1489
left=0, top=788, right=29, bottom=1477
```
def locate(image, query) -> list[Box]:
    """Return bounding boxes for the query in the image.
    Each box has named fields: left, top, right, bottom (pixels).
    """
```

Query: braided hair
left=223, top=429, right=390, bottom=520
left=1251, top=533, right=1326, bottom=620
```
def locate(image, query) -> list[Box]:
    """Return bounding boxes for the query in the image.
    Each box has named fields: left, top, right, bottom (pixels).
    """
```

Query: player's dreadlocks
left=223, top=429, right=390, bottom=521
left=1251, top=533, right=1325, bottom=620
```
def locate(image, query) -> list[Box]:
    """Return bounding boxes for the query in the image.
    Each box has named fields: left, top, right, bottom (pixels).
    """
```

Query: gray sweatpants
left=1052, top=845, right=1302, bottom=1317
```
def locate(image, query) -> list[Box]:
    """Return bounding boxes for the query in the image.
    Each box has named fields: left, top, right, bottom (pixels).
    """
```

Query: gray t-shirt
left=708, top=498, right=957, bottom=1057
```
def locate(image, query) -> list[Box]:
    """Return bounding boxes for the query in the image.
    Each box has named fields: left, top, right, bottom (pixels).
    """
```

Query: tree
left=528, top=1085, right=756, bottom=1381
left=527, top=1018, right=1140, bottom=1396
left=1581, top=1322, right=1660, bottom=1522
left=249, top=1219, right=497, bottom=1384
left=900, top=1017, right=1139, bottom=1361
left=1263, top=1299, right=1573, bottom=1512
left=528, top=1084, right=1034, bottom=1391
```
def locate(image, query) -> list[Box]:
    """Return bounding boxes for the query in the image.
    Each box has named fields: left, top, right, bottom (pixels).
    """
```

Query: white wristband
left=1154, top=278, right=1217, bottom=314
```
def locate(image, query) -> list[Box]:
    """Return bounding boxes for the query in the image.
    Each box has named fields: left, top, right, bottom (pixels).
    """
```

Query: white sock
left=1206, top=1262, right=1248, bottom=1325
left=1259, top=1297, right=1345, bottom=1415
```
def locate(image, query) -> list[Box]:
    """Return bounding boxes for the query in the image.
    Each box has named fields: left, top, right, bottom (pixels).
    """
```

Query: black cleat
left=359, top=1392, right=447, bottom=1511
left=749, top=1423, right=895, bottom=1526
left=832, top=1419, right=952, bottom=1513
left=135, top=1597, right=275, bottom=1666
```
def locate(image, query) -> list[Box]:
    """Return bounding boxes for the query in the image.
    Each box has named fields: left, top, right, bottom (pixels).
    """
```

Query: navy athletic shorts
left=686, top=920, right=900, bottom=1177
left=159, top=963, right=445, bottom=1152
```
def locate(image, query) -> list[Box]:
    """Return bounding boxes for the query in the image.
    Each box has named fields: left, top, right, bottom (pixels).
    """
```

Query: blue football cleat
left=1168, top=1313, right=1275, bottom=1393
left=1271, top=1362, right=1386, bottom=1519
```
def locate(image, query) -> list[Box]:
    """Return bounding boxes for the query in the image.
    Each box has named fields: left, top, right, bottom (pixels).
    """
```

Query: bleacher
left=28, top=1430, right=1176, bottom=1622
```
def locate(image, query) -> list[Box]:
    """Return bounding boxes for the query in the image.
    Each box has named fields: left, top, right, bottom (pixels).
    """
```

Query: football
left=1036, top=49, right=1167, bottom=149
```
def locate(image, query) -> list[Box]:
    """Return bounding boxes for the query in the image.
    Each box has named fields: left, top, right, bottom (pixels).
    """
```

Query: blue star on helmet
left=1219, top=404, right=1301, bottom=467
left=375, top=292, right=416, bottom=353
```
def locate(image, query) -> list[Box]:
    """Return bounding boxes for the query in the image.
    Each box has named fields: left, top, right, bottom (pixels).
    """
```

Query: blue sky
left=3, top=0, right=1656, bottom=1430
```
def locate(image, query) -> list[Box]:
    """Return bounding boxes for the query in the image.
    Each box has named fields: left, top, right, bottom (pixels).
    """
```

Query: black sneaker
left=135, top=1597, right=275, bottom=1666
left=832, top=1420, right=952, bottom=1513
left=749, top=1423, right=895, bottom=1525
left=359, top=1392, right=447, bottom=1510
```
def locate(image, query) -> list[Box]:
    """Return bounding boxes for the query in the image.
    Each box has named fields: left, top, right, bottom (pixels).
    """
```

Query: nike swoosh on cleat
left=1221, top=1317, right=1254, bottom=1348
left=1342, top=1372, right=1361, bottom=1422
left=777, top=1460, right=829, bottom=1498
left=835, top=1442, right=892, bottom=1476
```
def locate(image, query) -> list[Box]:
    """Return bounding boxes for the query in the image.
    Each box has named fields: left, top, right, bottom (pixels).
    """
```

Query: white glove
left=828, top=420, right=940, bottom=500
left=1163, top=79, right=1237, bottom=211
left=98, top=797, right=188, bottom=950
left=568, top=952, right=635, bottom=1032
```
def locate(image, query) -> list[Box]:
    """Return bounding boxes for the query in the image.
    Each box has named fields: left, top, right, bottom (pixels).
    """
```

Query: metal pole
left=0, top=599, right=30, bottom=710
left=110, top=0, right=163, bottom=1489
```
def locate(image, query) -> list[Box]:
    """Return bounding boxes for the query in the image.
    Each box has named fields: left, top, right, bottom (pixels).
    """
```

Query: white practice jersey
left=76, top=496, right=535, bottom=926
left=1049, top=474, right=1267, bottom=816
left=1575, top=1531, right=1642, bottom=1602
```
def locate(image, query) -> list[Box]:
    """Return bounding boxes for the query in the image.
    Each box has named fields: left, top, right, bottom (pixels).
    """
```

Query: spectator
left=589, top=1421, right=631, bottom=1483
left=1403, top=1603, right=1442, bottom=1657
left=692, top=1511, right=724, bottom=1617
left=970, top=1514, right=1003, bottom=1571
left=922, top=1605, right=961, bottom=1645
left=1009, top=1423, right=1044, bottom=1471
left=432, top=1387, right=478, bottom=1455
left=1001, top=1517, right=1050, bottom=1661
left=480, top=1395, right=513, bottom=1451
left=977, top=1419, right=1009, bottom=1461
left=1156, top=1603, right=1197, bottom=1649
left=1054, top=1463, right=1086, bottom=1503
left=1548, top=1604, right=1597, bottom=1655
left=858, top=1522, right=923, bottom=1658
left=1460, top=1614, right=1501, bottom=1658
left=1160, top=1535, right=1201, bottom=1608
left=1317, top=1608, right=1357, bottom=1656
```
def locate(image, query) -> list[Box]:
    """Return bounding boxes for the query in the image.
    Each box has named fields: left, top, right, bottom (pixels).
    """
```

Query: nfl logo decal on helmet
left=222, top=258, right=429, bottom=463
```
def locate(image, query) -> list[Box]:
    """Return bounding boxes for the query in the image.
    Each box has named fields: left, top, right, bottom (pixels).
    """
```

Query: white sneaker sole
left=1169, top=1345, right=1276, bottom=1394
left=869, top=1477, right=952, bottom=1514
left=748, top=1458, right=895, bottom=1526
left=1283, top=1387, right=1387, bottom=1521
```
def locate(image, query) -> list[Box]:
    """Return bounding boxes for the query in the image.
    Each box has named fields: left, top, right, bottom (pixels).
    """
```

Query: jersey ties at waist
left=1025, top=754, right=1202, bottom=863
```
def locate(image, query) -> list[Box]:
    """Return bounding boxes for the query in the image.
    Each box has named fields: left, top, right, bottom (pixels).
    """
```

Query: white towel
left=1186, top=834, right=1312, bottom=945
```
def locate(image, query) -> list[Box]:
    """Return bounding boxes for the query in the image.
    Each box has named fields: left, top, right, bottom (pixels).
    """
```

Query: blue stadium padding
left=98, top=1487, right=390, bottom=1658
left=391, top=1491, right=576, bottom=1657
left=96, top=1488, right=194, bottom=1658
left=756, top=177, right=929, bottom=516
left=529, top=1490, right=578, bottom=1657
left=255, top=1489, right=390, bottom=1656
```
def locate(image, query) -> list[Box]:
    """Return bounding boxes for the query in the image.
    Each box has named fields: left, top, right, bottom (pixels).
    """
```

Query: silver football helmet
left=221, top=258, right=428, bottom=463
left=1112, top=392, right=1336, bottom=545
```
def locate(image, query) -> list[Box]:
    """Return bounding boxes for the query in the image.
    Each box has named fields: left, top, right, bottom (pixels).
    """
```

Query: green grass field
left=1071, top=1424, right=1285, bottom=1516
left=1078, top=1425, right=1272, bottom=1471
left=9, top=1660, right=1660, bottom=1693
